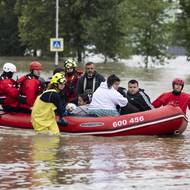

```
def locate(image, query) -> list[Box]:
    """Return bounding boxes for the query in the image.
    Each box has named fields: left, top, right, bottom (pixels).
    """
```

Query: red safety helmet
left=29, top=61, right=42, bottom=71
left=172, top=78, right=184, bottom=88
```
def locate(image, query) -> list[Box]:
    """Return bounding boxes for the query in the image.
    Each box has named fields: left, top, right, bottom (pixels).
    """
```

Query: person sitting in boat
left=152, top=78, right=190, bottom=114
left=32, top=73, right=68, bottom=135
left=87, top=74, right=128, bottom=116
left=118, top=79, right=153, bottom=114
left=64, top=58, right=83, bottom=104
left=0, top=63, right=19, bottom=112
left=17, top=61, right=45, bottom=113
left=66, top=91, right=91, bottom=116
left=76, top=62, right=105, bottom=97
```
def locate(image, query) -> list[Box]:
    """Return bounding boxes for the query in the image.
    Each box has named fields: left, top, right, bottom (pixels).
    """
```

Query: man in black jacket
left=76, top=62, right=105, bottom=96
left=119, top=79, right=153, bottom=114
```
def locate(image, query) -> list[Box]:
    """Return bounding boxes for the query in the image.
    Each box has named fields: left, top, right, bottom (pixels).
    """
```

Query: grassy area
left=0, top=56, right=66, bottom=72
left=0, top=56, right=131, bottom=78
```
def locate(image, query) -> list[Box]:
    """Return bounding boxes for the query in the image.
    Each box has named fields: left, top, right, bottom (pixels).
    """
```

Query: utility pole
left=55, top=0, right=59, bottom=66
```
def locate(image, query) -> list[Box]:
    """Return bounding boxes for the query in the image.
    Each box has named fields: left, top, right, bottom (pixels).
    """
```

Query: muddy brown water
left=0, top=62, right=190, bottom=189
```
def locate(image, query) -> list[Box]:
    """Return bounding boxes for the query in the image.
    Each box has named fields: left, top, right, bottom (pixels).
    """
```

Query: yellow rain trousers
left=31, top=90, right=60, bottom=135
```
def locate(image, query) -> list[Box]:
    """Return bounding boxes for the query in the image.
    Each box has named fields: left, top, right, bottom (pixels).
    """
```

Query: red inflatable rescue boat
left=0, top=105, right=188, bottom=136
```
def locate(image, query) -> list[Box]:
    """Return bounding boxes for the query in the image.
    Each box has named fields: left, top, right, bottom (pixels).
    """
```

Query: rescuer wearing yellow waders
left=32, top=73, right=68, bottom=135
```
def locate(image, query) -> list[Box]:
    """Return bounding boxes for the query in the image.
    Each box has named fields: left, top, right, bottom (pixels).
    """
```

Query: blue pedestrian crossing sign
left=50, top=38, right=64, bottom=52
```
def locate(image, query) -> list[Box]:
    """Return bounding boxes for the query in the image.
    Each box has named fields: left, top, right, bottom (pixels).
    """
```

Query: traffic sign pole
left=55, top=0, right=59, bottom=66
left=50, top=0, right=63, bottom=65
left=55, top=52, right=58, bottom=66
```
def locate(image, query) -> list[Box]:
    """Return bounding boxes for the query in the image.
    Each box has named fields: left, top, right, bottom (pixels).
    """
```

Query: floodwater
left=1, top=59, right=190, bottom=189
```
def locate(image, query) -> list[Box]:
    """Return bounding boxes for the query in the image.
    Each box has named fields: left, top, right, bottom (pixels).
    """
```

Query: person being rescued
left=64, top=58, right=83, bottom=104
left=32, top=73, right=68, bottom=135
left=76, top=62, right=105, bottom=97
left=152, top=78, right=190, bottom=114
left=118, top=79, right=154, bottom=114
left=65, top=91, right=91, bottom=116
left=0, top=63, right=19, bottom=112
left=17, top=61, right=45, bottom=113
left=87, top=74, right=128, bottom=116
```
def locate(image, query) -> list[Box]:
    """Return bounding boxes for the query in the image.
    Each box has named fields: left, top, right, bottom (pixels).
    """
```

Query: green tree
left=15, top=0, right=55, bottom=56
left=15, top=0, right=174, bottom=65
left=175, top=0, right=190, bottom=57
left=59, top=0, right=96, bottom=62
left=85, top=0, right=132, bottom=62
left=0, top=0, right=25, bottom=56
left=124, top=0, right=174, bottom=68
left=16, top=0, right=99, bottom=61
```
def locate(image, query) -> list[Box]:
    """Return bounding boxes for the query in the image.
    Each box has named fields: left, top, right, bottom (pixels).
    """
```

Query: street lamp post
left=55, top=0, right=59, bottom=66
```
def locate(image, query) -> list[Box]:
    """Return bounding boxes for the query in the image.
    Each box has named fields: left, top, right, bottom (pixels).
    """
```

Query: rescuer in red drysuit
left=152, top=78, right=190, bottom=114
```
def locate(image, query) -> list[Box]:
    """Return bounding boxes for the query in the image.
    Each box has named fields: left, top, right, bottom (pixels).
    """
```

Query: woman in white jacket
left=88, top=74, right=128, bottom=116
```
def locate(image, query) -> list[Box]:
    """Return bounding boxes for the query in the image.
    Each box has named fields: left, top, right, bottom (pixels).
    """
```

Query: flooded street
left=1, top=59, right=190, bottom=189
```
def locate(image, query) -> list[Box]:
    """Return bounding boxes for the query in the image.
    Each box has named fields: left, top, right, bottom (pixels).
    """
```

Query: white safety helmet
left=3, top=63, right=17, bottom=73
